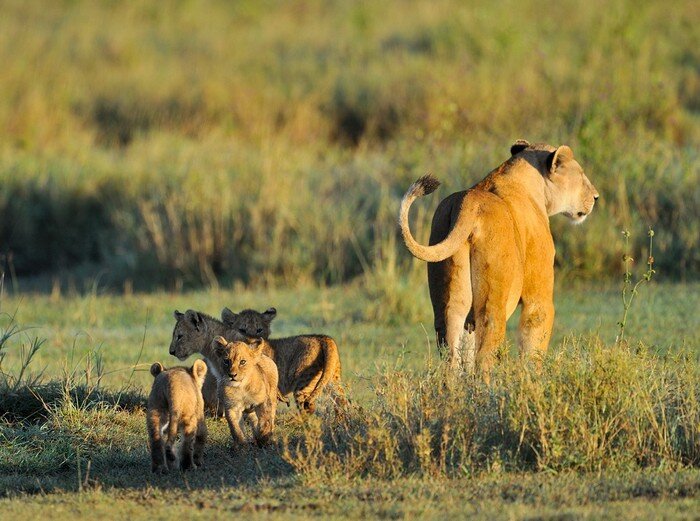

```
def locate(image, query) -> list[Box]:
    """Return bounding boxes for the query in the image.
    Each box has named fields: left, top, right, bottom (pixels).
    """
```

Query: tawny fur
left=210, top=336, right=279, bottom=447
left=146, top=359, right=208, bottom=473
left=221, top=307, right=346, bottom=413
left=399, top=141, right=599, bottom=379
left=169, top=310, right=245, bottom=416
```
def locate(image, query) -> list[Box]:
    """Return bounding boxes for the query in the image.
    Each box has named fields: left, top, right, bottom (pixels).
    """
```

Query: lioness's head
left=511, top=140, right=599, bottom=224
left=169, top=309, right=207, bottom=361
left=212, top=336, right=263, bottom=385
left=221, top=307, right=276, bottom=339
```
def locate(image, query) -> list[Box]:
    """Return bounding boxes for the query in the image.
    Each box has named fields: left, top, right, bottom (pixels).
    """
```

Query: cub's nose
left=594, top=194, right=600, bottom=201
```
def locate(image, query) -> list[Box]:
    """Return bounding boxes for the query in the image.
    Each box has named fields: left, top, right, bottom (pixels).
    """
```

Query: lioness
left=399, top=140, right=598, bottom=377
left=147, top=360, right=208, bottom=473
left=169, top=310, right=245, bottom=416
left=221, top=307, right=346, bottom=413
left=211, top=336, right=278, bottom=447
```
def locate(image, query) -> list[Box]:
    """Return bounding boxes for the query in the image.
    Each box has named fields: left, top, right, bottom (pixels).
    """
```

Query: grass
left=1, top=281, right=699, bottom=518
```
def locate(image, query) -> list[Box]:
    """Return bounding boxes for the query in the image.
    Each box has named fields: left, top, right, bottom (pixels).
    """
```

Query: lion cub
left=221, top=307, right=346, bottom=413
left=211, top=336, right=279, bottom=447
left=146, top=360, right=208, bottom=473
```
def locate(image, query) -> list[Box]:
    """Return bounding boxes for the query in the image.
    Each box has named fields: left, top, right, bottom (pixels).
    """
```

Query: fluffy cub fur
left=221, top=307, right=345, bottom=413
left=169, top=310, right=245, bottom=416
left=211, top=336, right=279, bottom=447
left=147, top=359, right=208, bottom=473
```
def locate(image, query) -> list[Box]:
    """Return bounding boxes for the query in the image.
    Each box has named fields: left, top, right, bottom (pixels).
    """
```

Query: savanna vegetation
left=1, top=0, right=699, bottom=518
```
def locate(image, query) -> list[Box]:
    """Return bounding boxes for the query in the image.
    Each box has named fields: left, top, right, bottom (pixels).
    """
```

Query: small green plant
left=616, top=227, right=656, bottom=344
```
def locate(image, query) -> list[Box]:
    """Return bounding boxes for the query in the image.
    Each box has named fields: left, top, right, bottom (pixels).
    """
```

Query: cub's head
left=221, top=307, right=276, bottom=339
left=511, top=140, right=599, bottom=224
left=212, top=336, right=263, bottom=385
left=169, top=310, right=208, bottom=361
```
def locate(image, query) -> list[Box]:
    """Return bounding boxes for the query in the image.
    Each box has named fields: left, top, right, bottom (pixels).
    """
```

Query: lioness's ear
left=173, top=310, right=184, bottom=320
left=510, top=139, right=530, bottom=156
left=262, top=307, right=277, bottom=323
left=547, top=145, right=574, bottom=173
left=191, top=359, right=208, bottom=380
left=185, top=309, right=202, bottom=330
left=221, top=307, right=237, bottom=324
left=150, top=362, right=164, bottom=377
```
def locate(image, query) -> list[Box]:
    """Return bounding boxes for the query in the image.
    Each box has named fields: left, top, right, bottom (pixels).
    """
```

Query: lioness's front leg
left=518, top=299, right=554, bottom=366
left=224, top=405, right=247, bottom=446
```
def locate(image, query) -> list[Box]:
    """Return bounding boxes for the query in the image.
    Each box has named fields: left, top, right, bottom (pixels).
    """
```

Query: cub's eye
left=222, top=359, right=231, bottom=369
left=256, top=328, right=263, bottom=335
left=239, top=360, right=246, bottom=367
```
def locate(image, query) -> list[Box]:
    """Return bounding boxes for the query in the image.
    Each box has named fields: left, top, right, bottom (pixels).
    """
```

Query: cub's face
left=169, top=310, right=207, bottom=361
left=212, top=336, right=262, bottom=386
left=221, top=307, right=276, bottom=339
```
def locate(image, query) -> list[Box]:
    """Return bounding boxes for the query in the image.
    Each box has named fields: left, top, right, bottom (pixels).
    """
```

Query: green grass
left=1, top=282, right=699, bottom=518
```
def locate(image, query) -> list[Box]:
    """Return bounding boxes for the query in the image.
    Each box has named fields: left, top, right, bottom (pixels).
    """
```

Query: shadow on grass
left=0, top=394, right=301, bottom=497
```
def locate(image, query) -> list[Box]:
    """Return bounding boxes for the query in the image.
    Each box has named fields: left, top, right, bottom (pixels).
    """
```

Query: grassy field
left=1, top=0, right=699, bottom=518
left=1, top=281, right=699, bottom=518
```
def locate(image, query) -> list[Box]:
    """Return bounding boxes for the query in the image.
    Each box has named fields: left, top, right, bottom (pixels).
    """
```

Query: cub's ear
left=262, top=307, right=277, bottom=322
left=547, top=145, right=574, bottom=173
left=185, top=309, right=202, bottom=330
left=212, top=336, right=229, bottom=355
left=221, top=307, right=237, bottom=324
left=510, top=139, right=530, bottom=156
left=191, top=359, right=208, bottom=380
left=248, top=337, right=264, bottom=356
left=150, top=362, right=164, bottom=377
left=173, top=310, right=184, bottom=320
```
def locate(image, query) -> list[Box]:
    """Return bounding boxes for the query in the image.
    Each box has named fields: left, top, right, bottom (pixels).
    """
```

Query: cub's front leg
left=253, top=398, right=275, bottom=447
left=224, top=404, right=247, bottom=446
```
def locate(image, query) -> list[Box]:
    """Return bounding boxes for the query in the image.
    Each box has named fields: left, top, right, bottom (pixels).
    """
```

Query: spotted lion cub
left=147, top=360, right=208, bottom=473
left=221, top=307, right=346, bottom=413
left=211, top=336, right=279, bottom=447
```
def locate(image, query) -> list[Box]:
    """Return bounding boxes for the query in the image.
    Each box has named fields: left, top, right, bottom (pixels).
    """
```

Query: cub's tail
left=306, top=336, right=341, bottom=405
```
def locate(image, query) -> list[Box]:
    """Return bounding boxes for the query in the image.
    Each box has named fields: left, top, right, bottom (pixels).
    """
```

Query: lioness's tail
left=306, top=337, right=341, bottom=405
left=399, top=174, right=471, bottom=263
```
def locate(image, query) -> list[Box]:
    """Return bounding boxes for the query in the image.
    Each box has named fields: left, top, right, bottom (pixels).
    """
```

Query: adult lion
left=399, top=140, right=598, bottom=378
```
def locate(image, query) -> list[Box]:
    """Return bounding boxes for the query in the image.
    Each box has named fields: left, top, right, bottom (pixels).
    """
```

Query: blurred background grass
left=0, top=0, right=698, bottom=291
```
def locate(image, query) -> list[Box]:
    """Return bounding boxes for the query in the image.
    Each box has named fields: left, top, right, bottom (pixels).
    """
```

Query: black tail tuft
left=414, top=173, right=440, bottom=196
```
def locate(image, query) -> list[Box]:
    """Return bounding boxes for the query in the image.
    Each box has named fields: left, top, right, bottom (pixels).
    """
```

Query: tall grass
left=0, top=0, right=698, bottom=289
left=283, top=338, right=700, bottom=481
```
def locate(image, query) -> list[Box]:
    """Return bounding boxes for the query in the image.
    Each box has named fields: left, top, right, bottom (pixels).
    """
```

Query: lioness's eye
left=240, top=360, right=246, bottom=366
left=256, top=328, right=263, bottom=334
left=239, top=328, right=246, bottom=334
left=177, top=333, right=183, bottom=340
left=223, top=359, right=231, bottom=369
